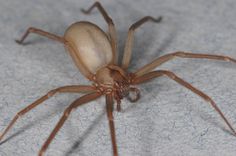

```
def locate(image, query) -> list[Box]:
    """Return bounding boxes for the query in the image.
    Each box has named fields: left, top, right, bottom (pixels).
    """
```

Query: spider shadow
left=123, top=73, right=236, bottom=145
left=195, top=106, right=235, bottom=137
left=168, top=61, right=236, bottom=136
left=117, top=22, right=176, bottom=66
left=0, top=129, right=23, bottom=146
left=0, top=99, right=71, bottom=146
left=14, top=33, right=69, bottom=67
left=115, top=1, right=179, bottom=71
left=64, top=109, right=106, bottom=156
left=119, top=89, right=159, bottom=156
left=14, top=10, right=80, bottom=77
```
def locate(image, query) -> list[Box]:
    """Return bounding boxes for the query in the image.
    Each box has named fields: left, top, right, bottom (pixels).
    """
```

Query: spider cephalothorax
left=93, top=65, right=140, bottom=111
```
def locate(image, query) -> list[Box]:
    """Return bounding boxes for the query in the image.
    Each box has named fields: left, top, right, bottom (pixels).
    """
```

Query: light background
left=0, top=0, right=236, bottom=156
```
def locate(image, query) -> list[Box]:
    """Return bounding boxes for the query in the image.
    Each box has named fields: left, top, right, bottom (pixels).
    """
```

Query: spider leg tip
left=156, top=16, right=163, bottom=23
left=80, top=8, right=89, bottom=14
left=0, top=134, right=3, bottom=142
left=233, top=131, right=236, bottom=137
left=15, top=39, right=23, bottom=45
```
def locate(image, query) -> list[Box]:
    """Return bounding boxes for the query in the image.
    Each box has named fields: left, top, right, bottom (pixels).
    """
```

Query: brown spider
left=0, top=2, right=236, bottom=156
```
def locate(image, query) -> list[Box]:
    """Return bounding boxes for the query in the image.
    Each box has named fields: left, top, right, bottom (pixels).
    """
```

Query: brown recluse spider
left=1, top=2, right=236, bottom=156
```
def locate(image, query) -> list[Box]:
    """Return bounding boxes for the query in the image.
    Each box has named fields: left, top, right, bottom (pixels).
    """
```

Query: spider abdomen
left=64, top=21, right=113, bottom=75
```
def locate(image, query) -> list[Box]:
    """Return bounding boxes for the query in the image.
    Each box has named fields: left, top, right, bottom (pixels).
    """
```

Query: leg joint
left=47, top=89, right=58, bottom=98
left=174, top=51, right=186, bottom=56
left=108, top=19, right=114, bottom=25
left=28, top=27, right=36, bottom=32
left=159, top=70, right=176, bottom=79
left=17, top=111, right=25, bottom=117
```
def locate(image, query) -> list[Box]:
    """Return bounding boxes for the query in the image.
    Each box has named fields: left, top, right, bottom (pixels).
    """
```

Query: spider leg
left=106, top=94, right=118, bottom=156
left=15, top=27, right=65, bottom=44
left=81, top=2, right=118, bottom=64
left=38, top=92, right=101, bottom=156
left=135, top=51, right=236, bottom=76
left=122, top=16, right=162, bottom=69
left=132, top=70, right=236, bottom=136
left=0, top=85, right=95, bottom=142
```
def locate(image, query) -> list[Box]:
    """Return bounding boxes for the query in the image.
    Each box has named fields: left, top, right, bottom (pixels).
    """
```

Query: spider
left=1, top=2, right=236, bottom=156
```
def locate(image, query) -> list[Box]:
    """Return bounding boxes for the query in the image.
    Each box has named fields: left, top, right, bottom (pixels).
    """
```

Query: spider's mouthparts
left=127, top=87, right=140, bottom=102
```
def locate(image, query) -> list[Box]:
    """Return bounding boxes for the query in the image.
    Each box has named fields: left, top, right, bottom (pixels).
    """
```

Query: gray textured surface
left=0, top=0, right=236, bottom=156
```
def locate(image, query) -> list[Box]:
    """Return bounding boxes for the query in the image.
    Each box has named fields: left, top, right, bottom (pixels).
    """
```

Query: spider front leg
left=81, top=2, right=118, bottom=64
left=122, top=16, right=162, bottom=69
left=106, top=94, right=118, bottom=156
left=135, top=51, right=236, bottom=76
left=0, top=85, right=95, bottom=142
left=15, top=27, right=65, bottom=45
left=132, top=70, right=236, bottom=135
left=39, top=92, right=101, bottom=156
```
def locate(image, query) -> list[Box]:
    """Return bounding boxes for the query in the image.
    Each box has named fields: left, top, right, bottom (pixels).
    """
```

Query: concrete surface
left=0, top=0, right=236, bottom=156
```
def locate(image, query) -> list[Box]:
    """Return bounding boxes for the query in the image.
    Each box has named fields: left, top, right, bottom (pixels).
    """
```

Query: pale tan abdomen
left=64, top=21, right=113, bottom=76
